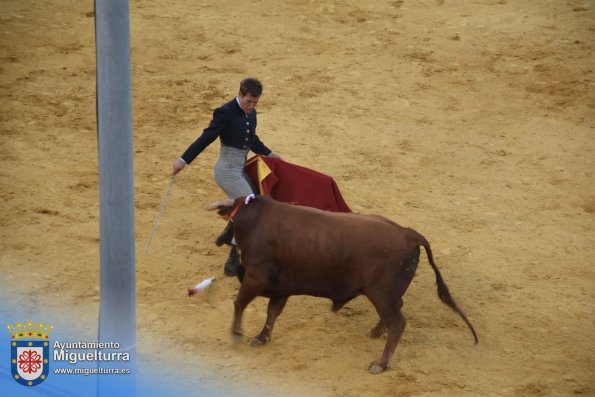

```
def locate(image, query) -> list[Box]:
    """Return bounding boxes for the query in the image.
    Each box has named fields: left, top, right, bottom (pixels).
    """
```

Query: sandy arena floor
left=1, top=0, right=594, bottom=396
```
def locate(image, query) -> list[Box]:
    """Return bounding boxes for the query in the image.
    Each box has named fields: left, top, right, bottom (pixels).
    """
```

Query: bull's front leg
left=232, top=275, right=263, bottom=340
left=232, top=300, right=246, bottom=340
left=250, top=296, right=289, bottom=346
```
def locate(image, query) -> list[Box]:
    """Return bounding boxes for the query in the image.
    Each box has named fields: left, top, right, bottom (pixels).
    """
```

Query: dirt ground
left=1, top=0, right=594, bottom=396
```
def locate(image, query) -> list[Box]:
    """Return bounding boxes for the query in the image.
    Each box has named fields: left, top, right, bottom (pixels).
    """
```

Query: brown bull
left=210, top=195, right=478, bottom=374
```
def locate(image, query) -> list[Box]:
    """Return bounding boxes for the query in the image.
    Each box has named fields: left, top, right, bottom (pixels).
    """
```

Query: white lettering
left=53, top=348, right=65, bottom=361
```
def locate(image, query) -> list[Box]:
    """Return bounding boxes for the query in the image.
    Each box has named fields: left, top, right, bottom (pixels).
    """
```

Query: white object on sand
left=188, top=276, right=216, bottom=296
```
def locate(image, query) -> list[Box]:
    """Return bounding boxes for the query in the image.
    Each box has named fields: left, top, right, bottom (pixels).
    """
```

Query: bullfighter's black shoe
left=224, top=246, right=241, bottom=277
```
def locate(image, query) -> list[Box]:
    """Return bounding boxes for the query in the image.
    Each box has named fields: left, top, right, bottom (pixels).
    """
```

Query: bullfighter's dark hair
left=240, top=77, right=263, bottom=97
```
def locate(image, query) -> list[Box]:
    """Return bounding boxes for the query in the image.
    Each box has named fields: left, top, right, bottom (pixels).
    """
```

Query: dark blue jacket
left=181, top=98, right=272, bottom=164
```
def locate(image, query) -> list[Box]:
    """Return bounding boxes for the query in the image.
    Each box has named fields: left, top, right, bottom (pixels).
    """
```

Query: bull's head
left=206, top=196, right=256, bottom=247
left=205, top=194, right=257, bottom=219
left=205, top=199, right=235, bottom=246
left=205, top=198, right=236, bottom=218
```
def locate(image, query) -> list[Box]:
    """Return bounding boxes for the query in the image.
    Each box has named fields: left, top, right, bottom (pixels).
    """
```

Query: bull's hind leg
left=366, top=251, right=417, bottom=373
left=369, top=298, right=403, bottom=338
left=369, top=308, right=406, bottom=374
left=370, top=320, right=386, bottom=339
left=250, top=296, right=289, bottom=347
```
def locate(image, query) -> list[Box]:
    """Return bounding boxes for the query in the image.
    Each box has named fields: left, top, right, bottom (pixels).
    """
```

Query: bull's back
left=241, top=201, right=421, bottom=298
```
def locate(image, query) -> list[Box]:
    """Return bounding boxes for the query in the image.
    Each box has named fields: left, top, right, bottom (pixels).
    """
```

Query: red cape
left=244, top=156, right=351, bottom=213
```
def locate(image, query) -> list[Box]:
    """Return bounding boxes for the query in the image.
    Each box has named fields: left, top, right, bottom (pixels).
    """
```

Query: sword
left=145, top=175, right=176, bottom=254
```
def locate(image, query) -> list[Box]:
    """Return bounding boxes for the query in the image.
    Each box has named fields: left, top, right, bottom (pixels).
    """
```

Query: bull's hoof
left=249, top=337, right=266, bottom=347
left=368, top=362, right=388, bottom=374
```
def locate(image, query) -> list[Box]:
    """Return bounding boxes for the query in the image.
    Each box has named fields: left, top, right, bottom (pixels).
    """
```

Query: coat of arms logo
left=7, top=320, right=53, bottom=387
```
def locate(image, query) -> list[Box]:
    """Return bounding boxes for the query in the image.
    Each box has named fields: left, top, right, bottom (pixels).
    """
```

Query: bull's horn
left=205, top=199, right=234, bottom=211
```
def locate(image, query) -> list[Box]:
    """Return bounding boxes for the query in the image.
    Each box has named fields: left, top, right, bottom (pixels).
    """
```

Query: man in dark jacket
left=172, top=77, right=281, bottom=276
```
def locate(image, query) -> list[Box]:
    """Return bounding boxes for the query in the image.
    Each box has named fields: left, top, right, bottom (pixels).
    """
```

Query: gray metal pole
left=95, top=0, right=136, bottom=395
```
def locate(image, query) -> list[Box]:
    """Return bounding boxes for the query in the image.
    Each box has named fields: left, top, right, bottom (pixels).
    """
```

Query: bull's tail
left=420, top=240, right=479, bottom=345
